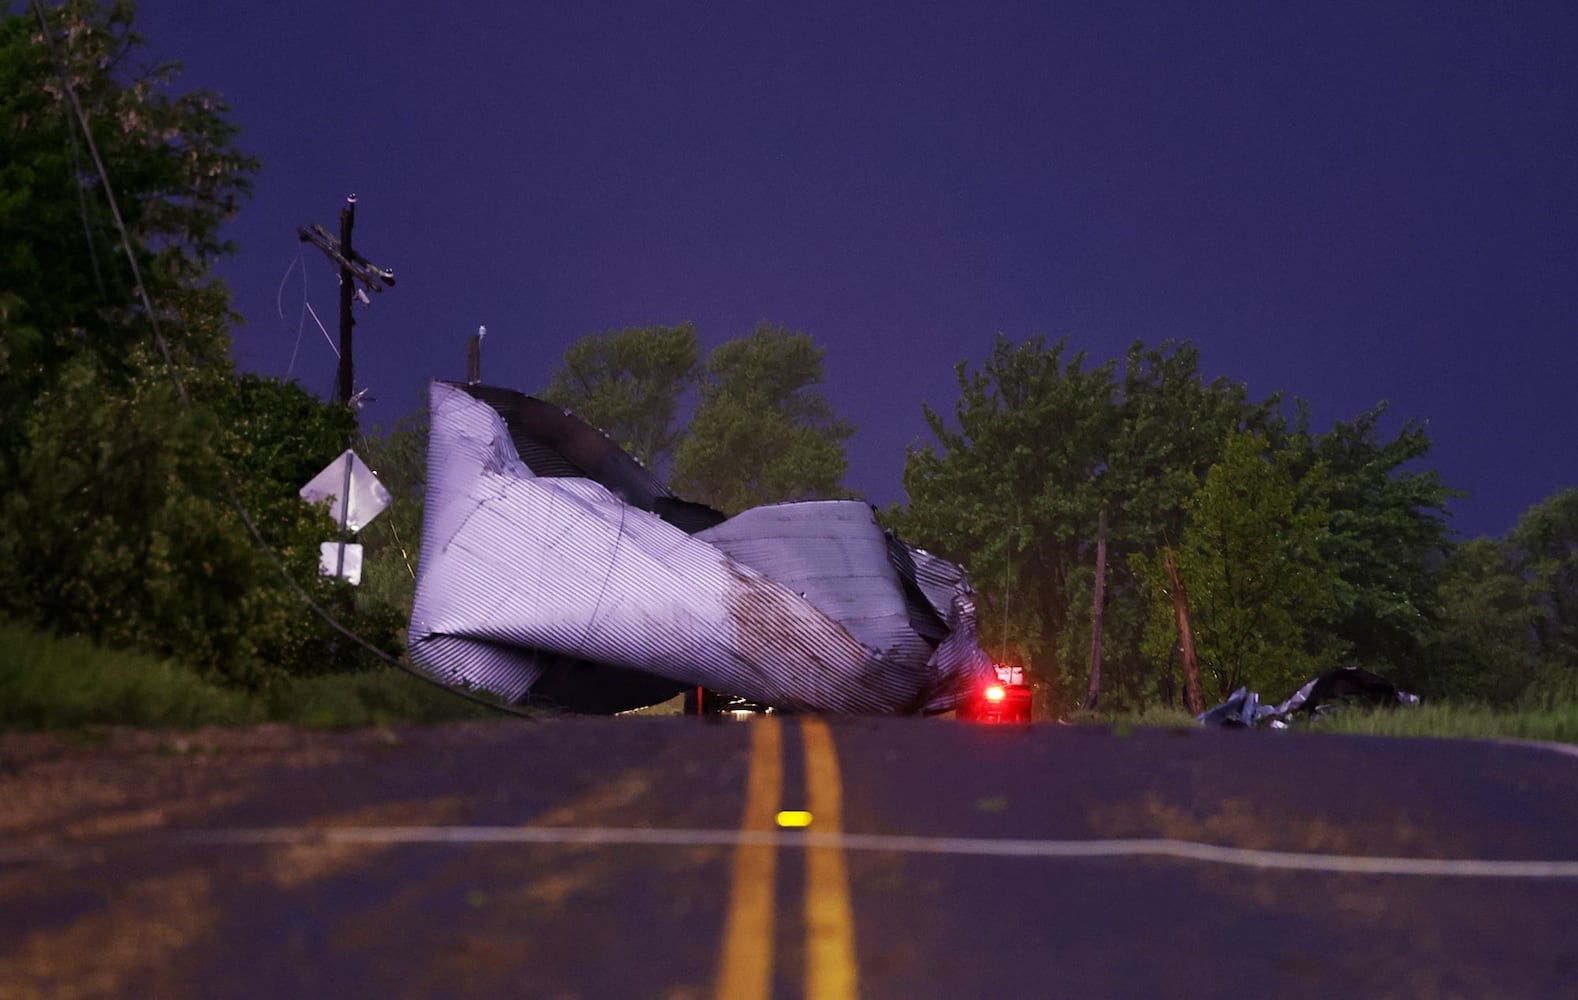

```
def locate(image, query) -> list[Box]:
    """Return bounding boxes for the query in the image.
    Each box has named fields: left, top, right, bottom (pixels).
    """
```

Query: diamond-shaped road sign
left=299, top=449, right=391, bottom=533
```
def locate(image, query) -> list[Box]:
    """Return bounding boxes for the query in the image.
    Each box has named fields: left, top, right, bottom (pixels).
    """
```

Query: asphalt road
left=3, top=716, right=1577, bottom=999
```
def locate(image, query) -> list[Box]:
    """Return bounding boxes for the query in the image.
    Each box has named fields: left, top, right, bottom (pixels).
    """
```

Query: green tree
left=0, top=1, right=399, bottom=685
left=356, top=406, right=429, bottom=623
left=1418, top=537, right=1545, bottom=704
left=894, top=335, right=1117, bottom=688
left=1275, top=401, right=1456, bottom=683
left=201, top=373, right=406, bottom=681
left=540, top=323, right=698, bottom=474
left=668, top=322, right=854, bottom=512
left=892, top=336, right=1270, bottom=713
left=0, top=361, right=394, bottom=687
left=1411, top=490, right=1578, bottom=706
left=1068, top=341, right=1277, bottom=708
left=0, top=0, right=255, bottom=430
left=198, top=372, right=358, bottom=537
left=1134, top=431, right=1341, bottom=701
left=892, top=334, right=1458, bottom=713
left=1505, top=488, right=1578, bottom=676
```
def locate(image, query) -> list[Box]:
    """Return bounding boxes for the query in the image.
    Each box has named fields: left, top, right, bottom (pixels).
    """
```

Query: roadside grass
left=10, top=617, right=1576, bottom=742
left=1313, top=698, right=1578, bottom=745
left=0, top=621, right=508, bottom=731
left=267, top=670, right=504, bottom=728
left=1065, top=704, right=1200, bottom=735
left=0, top=622, right=255, bottom=729
left=1084, top=695, right=1578, bottom=746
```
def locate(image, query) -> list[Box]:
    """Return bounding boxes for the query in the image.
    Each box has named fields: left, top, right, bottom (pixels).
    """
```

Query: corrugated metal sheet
left=697, top=501, right=931, bottom=668
left=408, top=381, right=995, bottom=714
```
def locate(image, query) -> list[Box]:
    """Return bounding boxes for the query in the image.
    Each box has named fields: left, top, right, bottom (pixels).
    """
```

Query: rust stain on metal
left=720, top=561, right=864, bottom=677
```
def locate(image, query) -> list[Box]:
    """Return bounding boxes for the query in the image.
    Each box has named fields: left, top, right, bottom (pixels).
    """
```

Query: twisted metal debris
left=408, top=381, right=995, bottom=714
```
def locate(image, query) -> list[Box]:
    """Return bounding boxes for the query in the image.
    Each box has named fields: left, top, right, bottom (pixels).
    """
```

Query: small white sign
left=300, top=449, right=392, bottom=532
left=318, top=542, right=364, bottom=585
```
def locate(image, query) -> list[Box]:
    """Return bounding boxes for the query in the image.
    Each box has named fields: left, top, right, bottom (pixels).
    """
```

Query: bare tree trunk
left=1083, top=510, right=1107, bottom=711
left=1164, top=546, right=1206, bottom=715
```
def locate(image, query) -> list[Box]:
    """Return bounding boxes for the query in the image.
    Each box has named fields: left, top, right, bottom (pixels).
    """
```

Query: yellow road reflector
left=775, top=810, right=813, bottom=828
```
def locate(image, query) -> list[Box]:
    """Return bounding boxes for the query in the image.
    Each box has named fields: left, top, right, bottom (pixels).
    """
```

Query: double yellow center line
left=715, top=717, right=860, bottom=1000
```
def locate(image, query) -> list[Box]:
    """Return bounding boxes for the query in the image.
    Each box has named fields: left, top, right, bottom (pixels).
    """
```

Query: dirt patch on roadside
left=0, top=722, right=509, bottom=845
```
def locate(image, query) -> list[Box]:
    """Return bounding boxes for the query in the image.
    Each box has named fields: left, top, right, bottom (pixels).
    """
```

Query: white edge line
left=5, top=826, right=1578, bottom=879
left=1494, top=738, right=1578, bottom=762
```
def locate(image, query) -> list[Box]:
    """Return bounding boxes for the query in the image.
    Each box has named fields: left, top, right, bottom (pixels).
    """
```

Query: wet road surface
left=3, top=717, right=1577, bottom=999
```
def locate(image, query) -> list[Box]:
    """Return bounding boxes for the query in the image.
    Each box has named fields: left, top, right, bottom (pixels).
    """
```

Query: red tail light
left=984, top=684, right=1006, bottom=703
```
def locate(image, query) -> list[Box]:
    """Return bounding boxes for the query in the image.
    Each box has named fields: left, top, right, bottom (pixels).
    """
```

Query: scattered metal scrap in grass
left=1198, top=666, right=1420, bottom=729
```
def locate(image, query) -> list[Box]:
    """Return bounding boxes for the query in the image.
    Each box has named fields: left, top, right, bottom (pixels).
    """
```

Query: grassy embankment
left=0, top=620, right=503, bottom=730
left=7, top=620, right=1577, bottom=743
left=1314, top=694, right=1578, bottom=745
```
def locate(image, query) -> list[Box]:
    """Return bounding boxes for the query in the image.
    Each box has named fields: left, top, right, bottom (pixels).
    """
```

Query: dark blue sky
left=137, top=1, right=1577, bottom=539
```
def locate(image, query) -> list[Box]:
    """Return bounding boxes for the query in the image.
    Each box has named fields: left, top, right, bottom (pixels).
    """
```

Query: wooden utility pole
left=1083, top=509, right=1108, bottom=711
left=337, top=195, right=356, bottom=403
left=1164, top=546, right=1206, bottom=715
left=297, top=195, right=396, bottom=405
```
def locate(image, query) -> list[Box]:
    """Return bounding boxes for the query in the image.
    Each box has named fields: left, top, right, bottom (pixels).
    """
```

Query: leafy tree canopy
left=672, top=321, right=853, bottom=512
left=1275, top=400, right=1457, bottom=680
left=1419, top=537, right=1546, bottom=704
left=0, top=358, right=391, bottom=687
left=0, top=0, right=256, bottom=408
left=540, top=322, right=698, bottom=474
left=892, top=335, right=1268, bottom=709
left=892, top=334, right=1458, bottom=715
left=1135, top=431, right=1341, bottom=701
left=544, top=320, right=854, bottom=514
left=1411, top=490, right=1578, bottom=705
left=1506, top=488, right=1578, bottom=672
left=0, top=1, right=398, bottom=684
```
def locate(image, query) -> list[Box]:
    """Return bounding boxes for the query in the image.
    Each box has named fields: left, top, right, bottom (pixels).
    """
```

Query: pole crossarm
left=297, top=222, right=396, bottom=293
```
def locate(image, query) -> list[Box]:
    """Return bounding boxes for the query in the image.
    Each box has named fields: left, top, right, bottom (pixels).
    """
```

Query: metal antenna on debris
left=468, top=325, right=486, bottom=383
